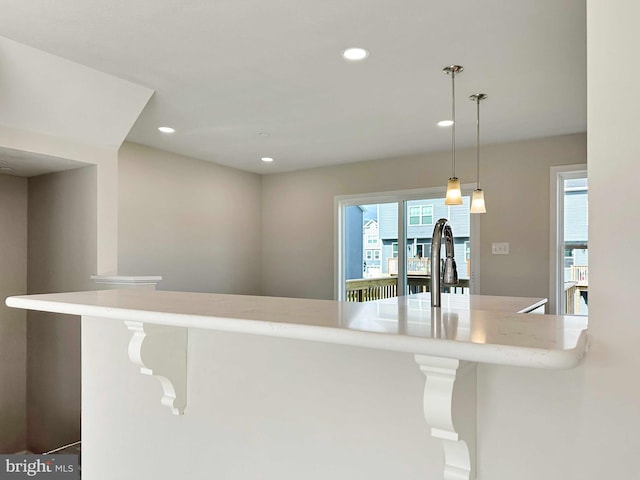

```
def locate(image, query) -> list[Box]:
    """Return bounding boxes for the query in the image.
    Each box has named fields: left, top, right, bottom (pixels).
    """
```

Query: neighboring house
left=363, top=219, right=382, bottom=276
left=564, top=179, right=589, bottom=277
left=378, top=199, right=471, bottom=278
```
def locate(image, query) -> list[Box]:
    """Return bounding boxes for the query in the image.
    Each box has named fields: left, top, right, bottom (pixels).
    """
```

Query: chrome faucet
left=430, top=218, right=459, bottom=307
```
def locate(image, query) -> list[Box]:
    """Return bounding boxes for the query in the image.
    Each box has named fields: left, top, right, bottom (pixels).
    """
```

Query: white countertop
left=5, top=290, right=587, bottom=369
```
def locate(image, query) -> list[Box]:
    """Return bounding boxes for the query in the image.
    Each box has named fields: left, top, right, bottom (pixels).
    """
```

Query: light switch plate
left=492, top=242, right=510, bottom=255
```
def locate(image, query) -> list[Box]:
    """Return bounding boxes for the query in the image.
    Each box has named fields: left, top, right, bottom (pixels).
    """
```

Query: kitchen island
left=6, top=289, right=587, bottom=480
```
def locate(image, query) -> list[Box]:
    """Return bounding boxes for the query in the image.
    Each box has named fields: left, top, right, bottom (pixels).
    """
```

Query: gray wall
left=0, top=175, right=27, bottom=453
left=118, top=142, right=262, bottom=295
left=27, top=166, right=97, bottom=453
left=261, top=133, right=587, bottom=300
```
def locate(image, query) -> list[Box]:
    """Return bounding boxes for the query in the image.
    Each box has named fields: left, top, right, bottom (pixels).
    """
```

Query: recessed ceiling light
left=258, top=132, right=270, bottom=137
left=158, top=126, right=175, bottom=133
left=342, top=48, right=369, bottom=61
left=437, top=120, right=454, bottom=127
left=261, top=157, right=274, bottom=163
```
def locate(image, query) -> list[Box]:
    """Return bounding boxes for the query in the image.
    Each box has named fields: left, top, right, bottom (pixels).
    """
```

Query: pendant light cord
left=451, top=71, right=456, bottom=178
left=475, top=97, right=480, bottom=188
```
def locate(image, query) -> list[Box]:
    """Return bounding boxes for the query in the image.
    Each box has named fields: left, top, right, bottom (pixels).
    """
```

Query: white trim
left=469, top=210, right=481, bottom=294
left=44, top=440, right=81, bottom=455
left=549, top=164, right=588, bottom=314
left=336, top=184, right=473, bottom=205
left=397, top=200, right=406, bottom=296
left=333, top=196, right=344, bottom=300
left=335, top=184, right=479, bottom=300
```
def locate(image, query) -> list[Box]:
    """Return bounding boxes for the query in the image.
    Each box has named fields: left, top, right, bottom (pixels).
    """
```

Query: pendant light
left=443, top=65, right=463, bottom=205
left=469, top=93, right=488, bottom=214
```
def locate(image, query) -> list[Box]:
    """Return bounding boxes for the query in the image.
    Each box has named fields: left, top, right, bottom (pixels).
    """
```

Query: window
left=374, top=251, right=380, bottom=260
left=409, top=205, right=433, bottom=225
left=409, top=242, right=429, bottom=258
left=564, top=248, right=574, bottom=268
left=366, top=234, right=377, bottom=244
left=366, top=250, right=373, bottom=260
left=392, top=242, right=398, bottom=257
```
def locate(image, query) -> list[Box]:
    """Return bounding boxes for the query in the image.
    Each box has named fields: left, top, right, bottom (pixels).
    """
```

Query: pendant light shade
left=469, top=93, right=488, bottom=214
left=446, top=177, right=463, bottom=205
left=470, top=188, right=486, bottom=213
left=443, top=65, right=464, bottom=205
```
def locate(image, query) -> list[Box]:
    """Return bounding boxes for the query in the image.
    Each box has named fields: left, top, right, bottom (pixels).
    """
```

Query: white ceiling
left=0, top=0, right=586, bottom=174
left=0, top=147, right=88, bottom=177
left=0, top=36, right=153, bottom=150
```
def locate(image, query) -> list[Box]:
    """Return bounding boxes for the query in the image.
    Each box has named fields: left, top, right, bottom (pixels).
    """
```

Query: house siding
left=564, top=189, right=588, bottom=243
left=345, top=206, right=364, bottom=280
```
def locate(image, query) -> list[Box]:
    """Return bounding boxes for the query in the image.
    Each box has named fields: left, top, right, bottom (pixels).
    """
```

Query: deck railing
left=345, top=276, right=470, bottom=302
left=564, top=281, right=578, bottom=315
left=345, top=277, right=397, bottom=302
left=388, top=257, right=430, bottom=276
left=570, top=265, right=588, bottom=285
left=388, top=257, right=471, bottom=277
left=407, top=277, right=469, bottom=295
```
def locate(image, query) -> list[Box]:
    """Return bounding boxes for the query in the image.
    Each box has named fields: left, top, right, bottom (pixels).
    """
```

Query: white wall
left=577, top=0, right=640, bottom=476
left=0, top=175, right=27, bottom=453
left=118, top=142, right=262, bottom=294
left=82, top=318, right=445, bottom=480
left=0, top=126, right=119, bottom=274
left=27, top=166, right=97, bottom=453
left=261, top=133, right=586, bottom=301
left=482, top=2, right=640, bottom=478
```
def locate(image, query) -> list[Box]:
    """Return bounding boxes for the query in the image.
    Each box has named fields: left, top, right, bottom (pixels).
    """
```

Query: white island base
left=6, top=290, right=587, bottom=480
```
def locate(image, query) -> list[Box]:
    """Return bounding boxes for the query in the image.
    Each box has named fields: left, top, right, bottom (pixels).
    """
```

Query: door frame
left=549, top=164, right=588, bottom=314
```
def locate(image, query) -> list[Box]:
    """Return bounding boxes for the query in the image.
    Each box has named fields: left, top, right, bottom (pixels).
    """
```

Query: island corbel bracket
left=415, top=354, right=477, bottom=480
left=125, top=321, right=188, bottom=416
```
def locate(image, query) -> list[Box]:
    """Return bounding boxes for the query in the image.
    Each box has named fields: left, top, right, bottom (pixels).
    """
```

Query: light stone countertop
left=6, top=289, right=587, bottom=369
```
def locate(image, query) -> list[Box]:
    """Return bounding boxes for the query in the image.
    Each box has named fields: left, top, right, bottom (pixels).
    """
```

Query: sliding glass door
left=343, top=202, right=399, bottom=301
left=403, top=196, right=471, bottom=296
left=337, top=187, right=476, bottom=302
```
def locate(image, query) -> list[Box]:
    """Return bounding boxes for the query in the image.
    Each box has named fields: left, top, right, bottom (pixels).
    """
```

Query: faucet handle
left=442, top=258, right=458, bottom=286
